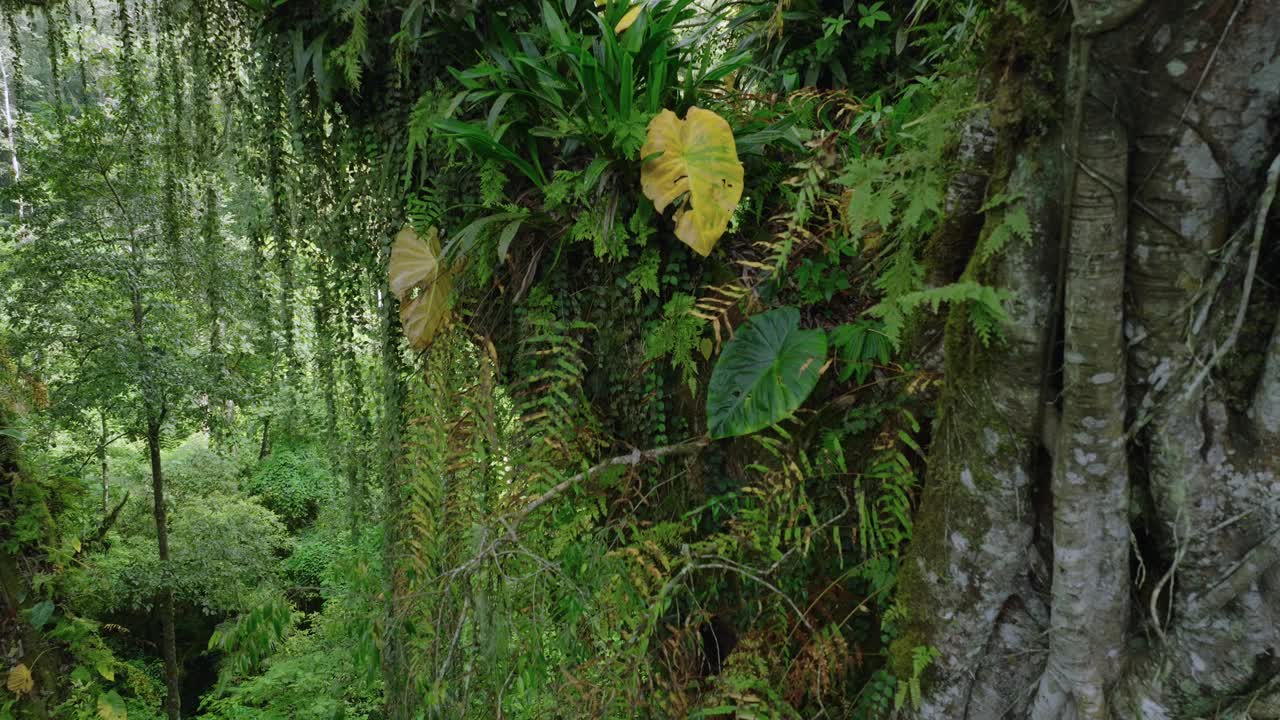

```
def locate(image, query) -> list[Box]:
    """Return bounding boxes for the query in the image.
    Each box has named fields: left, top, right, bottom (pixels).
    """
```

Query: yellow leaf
left=640, top=107, right=744, bottom=256
left=6, top=663, right=33, bottom=695
left=389, top=226, right=443, bottom=300
left=614, top=3, right=643, bottom=33
left=95, top=660, right=114, bottom=681
left=387, top=226, right=452, bottom=349
left=399, top=274, right=452, bottom=349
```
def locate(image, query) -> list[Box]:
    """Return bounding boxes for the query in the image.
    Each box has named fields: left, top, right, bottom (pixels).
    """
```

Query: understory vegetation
left=4, top=0, right=1278, bottom=719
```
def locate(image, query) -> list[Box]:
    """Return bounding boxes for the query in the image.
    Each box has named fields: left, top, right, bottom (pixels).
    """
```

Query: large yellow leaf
left=640, top=106, right=744, bottom=256
left=389, top=226, right=443, bottom=299
left=6, top=663, right=33, bottom=695
left=399, top=275, right=452, bottom=349
left=388, top=226, right=451, bottom=348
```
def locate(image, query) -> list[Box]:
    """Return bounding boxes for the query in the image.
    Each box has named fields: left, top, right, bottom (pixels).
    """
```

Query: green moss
left=892, top=351, right=1034, bottom=689
left=888, top=634, right=919, bottom=680
left=983, top=0, right=1068, bottom=136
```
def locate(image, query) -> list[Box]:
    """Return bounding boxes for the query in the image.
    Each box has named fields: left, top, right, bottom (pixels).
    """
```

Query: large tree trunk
left=899, top=1, right=1280, bottom=717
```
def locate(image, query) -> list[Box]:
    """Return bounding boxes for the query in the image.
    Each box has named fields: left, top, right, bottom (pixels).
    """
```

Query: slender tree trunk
left=147, top=417, right=181, bottom=720
left=1, top=33, right=23, bottom=218
left=130, top=270, right=181, bottom=720
left=100, top=410, right=109, bottom=516
left=258, top=415, right=271, bottom=460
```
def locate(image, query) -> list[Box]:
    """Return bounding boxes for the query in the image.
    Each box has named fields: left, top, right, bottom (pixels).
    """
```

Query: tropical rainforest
left=2, top=0, right=1279, bottom=718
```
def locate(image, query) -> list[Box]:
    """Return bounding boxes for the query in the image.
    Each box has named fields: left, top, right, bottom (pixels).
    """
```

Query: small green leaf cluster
left=426, top=0, right=745, bottom=185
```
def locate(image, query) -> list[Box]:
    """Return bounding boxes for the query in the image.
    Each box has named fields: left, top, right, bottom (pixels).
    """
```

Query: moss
left=888, top=633, right=920, bottom=681
left=894, top=291, right=1040, bottom=684
left=891, top=394, right=1011, bottom=672
left=983, top=0, right=1069, bottom=136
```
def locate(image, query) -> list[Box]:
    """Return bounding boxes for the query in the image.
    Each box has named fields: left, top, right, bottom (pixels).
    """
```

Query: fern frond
left=868, top=279, right=1009, bottom=348
left=976, top=201, right=1032, bottom=262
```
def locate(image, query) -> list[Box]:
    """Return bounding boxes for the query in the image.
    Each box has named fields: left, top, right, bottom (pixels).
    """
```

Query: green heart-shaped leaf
left=706, top=307, right=827, bottom=439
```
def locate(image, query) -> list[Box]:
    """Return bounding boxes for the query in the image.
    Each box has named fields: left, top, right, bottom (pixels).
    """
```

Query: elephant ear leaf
left=388, top=226, right=452, bottom=349
left=640, top=106, right=744, bottom=256
left=389, top=225, right=443, bottom=297
left=706, top=307, right=828, bottom=439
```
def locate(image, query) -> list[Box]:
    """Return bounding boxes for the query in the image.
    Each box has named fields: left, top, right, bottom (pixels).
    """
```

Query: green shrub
left=243, top=445, right=336, bottom=531
left=283, top=530, right=341, bottom=591
left=68, top=494, right=288, bottom=616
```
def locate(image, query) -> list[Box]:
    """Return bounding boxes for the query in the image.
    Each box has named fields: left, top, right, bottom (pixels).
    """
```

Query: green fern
left=645, top=293, right=704, bottom=395
left=478, top=159, right=508, bottom=208
left=330, top=0, right=369, bottom=89
left=975, top=192, right=1032, bottom=262
left=830, top=321, right=893, bottom=384
left=869, top=280, right=1008, bottom=348
left=626, top=248, right=661, bottom=303
left=894, top=645, right=941, bottom=710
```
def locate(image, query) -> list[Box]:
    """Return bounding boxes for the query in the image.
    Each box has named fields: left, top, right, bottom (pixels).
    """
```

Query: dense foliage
left=0, top=0, right=1083, bottom=718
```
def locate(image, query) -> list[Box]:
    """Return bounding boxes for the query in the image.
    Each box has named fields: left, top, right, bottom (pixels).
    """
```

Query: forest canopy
left=2, top=1, right=1279, bottom=719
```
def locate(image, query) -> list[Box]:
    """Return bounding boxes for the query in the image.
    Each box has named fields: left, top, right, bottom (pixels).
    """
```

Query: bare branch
left=1187, top=527, right=1280, bottom=619
left=512, top=437, right=707, bottom=525
left=1181, top=151, right=1280, bottom=403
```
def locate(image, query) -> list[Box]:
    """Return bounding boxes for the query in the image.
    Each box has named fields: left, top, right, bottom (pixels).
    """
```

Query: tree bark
left=100, top=410, right=109, bottom=515
left=146, top=417, right=182, bottom=720
left=1030, top=29, right=1131, bottom=720
left=258, top=415, right=271, bottom=460
left=130, top=256, right=181, bottom=719
left=1, top=39, right=23, bottom=219
left=901, top=1, right=1280, bottom=717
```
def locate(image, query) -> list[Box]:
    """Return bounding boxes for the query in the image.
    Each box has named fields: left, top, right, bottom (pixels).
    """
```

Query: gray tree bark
left=898, top=0, right=1280, bottom=717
